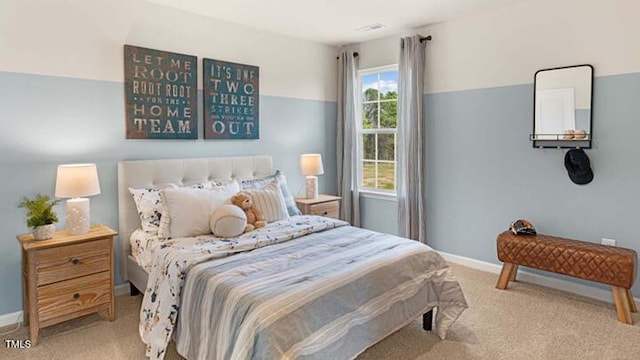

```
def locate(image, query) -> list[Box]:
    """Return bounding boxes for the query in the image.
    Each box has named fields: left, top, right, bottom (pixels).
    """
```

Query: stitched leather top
left=497, top=231, right=637, bottom=289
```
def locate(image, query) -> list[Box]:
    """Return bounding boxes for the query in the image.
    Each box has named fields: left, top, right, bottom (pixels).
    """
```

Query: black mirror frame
left=532, top=64, right=594, bottom=149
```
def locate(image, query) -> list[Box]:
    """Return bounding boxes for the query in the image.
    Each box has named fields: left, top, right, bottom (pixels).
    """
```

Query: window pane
left=363, top=88, right=379, bottom=102
left=362, top=103, right=378, bottom=129
left=379, top=71, right=398, bottom=100
left=362, top=74, right=379, bottom=102
left=378, top=162, right=395, bottom=190
left=358, top=68, right=398, bottom=194
left=362, top=161, right=376, bottom=189
left=377, top=133, right=395, bottom=161
left=380, top=100, right=397, bottom=128
left=362, top=134, right=375, bottom=160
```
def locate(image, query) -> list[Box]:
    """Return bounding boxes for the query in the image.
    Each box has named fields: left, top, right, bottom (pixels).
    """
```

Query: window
left=359, top=66, right=398, bottom=194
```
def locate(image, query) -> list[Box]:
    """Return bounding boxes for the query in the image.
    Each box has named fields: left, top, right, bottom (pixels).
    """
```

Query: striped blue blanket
left=140, top=216, right=467, bottom=359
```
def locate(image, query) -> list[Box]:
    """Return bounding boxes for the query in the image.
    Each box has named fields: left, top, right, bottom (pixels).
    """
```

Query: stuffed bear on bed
left=231, top=192, right=267, bottom=232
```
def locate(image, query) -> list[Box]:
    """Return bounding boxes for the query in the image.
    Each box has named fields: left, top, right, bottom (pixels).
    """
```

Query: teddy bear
left=230, top=191, right=267, bottom=232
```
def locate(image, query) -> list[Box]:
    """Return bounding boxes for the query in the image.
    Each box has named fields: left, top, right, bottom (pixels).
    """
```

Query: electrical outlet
left=602, top=238, right=616, bottom=246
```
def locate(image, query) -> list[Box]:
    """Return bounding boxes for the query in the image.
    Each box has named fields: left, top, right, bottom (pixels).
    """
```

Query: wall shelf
left=529, top=134, right=591, bottom=149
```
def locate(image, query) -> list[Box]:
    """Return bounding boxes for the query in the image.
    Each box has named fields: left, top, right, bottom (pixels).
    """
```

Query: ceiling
left=147, top=0, right=524, bottom=46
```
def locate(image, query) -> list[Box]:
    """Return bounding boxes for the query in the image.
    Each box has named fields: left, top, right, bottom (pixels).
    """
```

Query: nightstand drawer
left=36, top=239, right=110, bottom=286
left=309, top=201, right=339, bottom=219
left=37, top=271, right=111, bottom=324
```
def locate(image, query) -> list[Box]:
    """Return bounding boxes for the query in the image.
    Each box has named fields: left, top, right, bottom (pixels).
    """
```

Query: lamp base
left=66, top=198, right=90, bottom=235
left=305, top=176, right=319, bottom=199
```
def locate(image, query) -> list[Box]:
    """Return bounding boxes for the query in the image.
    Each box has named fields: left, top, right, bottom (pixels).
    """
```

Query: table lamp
left=55, top=163, right=101, bottom=235
left=300, top=154, right=324, bottom=199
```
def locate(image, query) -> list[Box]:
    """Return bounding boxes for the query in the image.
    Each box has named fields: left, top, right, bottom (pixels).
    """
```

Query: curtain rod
left=336, top=52, right=359, bottom=60
left=336, top=35, right=432, bottom=59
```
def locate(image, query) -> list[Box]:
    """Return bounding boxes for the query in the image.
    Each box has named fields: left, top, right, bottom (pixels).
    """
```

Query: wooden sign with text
left=124, top=45, right=198, bottom=139
left=203, top=58, right=259, bottom=139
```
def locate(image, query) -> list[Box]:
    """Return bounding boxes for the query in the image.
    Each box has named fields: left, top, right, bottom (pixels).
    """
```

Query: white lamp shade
left=55, top=163, right=101, bottom=198
left=300, top=154, right=324, bottom=176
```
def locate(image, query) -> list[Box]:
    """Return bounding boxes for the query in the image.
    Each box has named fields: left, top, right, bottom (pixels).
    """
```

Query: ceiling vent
left=356, top=23, right=386, bottom=32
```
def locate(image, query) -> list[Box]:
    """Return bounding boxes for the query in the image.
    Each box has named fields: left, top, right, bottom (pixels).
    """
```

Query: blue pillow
left=240, top=170, right=302, bottom=216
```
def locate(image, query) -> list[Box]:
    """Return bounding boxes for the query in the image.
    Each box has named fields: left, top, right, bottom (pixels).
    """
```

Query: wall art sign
left=203, top=58, right=259, bottom=139
left=124, top=45, right=198, bottom=139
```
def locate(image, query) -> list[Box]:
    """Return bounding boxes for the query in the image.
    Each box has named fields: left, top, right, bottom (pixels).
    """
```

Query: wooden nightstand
left=295, top=195, right=342, bottom=219
left=17, top=225, right=117, bottom=345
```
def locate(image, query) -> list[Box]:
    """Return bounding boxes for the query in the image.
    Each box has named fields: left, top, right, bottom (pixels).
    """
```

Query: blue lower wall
left=359, top=196, right=398, bottom=234
left=0, top=71, right=337, bottom=316
left=363, top=72, right=640, bottom=295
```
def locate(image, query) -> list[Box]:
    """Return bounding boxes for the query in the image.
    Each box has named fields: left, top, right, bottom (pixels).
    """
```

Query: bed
left=118, top=155, right=468, bottom=360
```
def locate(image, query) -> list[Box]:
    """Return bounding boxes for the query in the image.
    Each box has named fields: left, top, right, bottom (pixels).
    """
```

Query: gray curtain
left=397, top=35, right=427, bottom=242
left=336, top=50, right=361, bottom=226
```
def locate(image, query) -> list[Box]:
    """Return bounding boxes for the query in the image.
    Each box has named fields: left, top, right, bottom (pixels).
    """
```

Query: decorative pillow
left=241, top=170, right=301, bottom=216
left=161, top=181, right=240, bottom=238
left=156, top=182, right=216, bottom=239
left=210, top=204, right=247, bottom=238
left=130, top=182, right=212, bottom=236
left=128, top=184, right=178, bottom=233
left=157, top=203, right=172, bottom=240
left=243, top=179, right=289, bottom=223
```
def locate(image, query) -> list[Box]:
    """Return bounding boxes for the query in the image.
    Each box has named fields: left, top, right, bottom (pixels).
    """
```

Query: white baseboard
left=0, top=311, right=22, bottom=329
left=439, top=251, right=640, bottom=305
left=115, top=283, right=130, bottom=296
left=0, top=284, right=133, bottom=328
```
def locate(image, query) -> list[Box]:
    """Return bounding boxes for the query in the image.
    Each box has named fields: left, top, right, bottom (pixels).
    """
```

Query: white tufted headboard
left=117, top=155, right=273, bottom=279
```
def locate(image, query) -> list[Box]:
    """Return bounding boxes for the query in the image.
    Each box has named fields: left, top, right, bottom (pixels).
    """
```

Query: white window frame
left=357, top=64, right=398, bottom=200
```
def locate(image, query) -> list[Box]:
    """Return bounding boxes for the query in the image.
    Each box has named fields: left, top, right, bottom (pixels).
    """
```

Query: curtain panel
left=397, top=36, right=427, bottom=242
left=336, top=50, right=361, bottom=226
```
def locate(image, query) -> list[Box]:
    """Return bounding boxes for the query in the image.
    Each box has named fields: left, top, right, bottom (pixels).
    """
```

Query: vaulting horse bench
left=496, top=231, right=638, bottom=324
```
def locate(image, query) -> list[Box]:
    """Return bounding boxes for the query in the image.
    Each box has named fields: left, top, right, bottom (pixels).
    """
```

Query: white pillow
left=128, top=182, right=211, bottom=239
left=210, top=204, right=246, bottom=238
left=161, top=181, right=240, bottom=238
left=243, top=179, right=289, bottom=223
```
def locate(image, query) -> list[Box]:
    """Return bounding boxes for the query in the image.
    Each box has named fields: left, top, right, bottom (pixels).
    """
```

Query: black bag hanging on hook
left=564, top=149, right=594, bottom=185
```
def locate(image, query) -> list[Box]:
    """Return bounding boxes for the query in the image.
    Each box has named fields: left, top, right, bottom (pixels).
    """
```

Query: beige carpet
left=1, top=263, right=639, bottom=360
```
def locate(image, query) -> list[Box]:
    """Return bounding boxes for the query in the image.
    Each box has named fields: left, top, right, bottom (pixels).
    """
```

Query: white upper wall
left=348, top=0, right=640, bottom=94
left=0, top=0, right=338, bottom=101
left=349, top=34, right=411, bottom=71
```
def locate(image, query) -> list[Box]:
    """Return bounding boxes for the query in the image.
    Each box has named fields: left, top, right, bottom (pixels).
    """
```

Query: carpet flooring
left=1, top=263, right=638, bottom=360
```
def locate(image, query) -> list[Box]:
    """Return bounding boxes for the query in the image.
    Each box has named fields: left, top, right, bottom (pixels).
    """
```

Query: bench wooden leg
left=626, top=289, right=637, bottom=313
left=612, top=286, right=633, bottom=324
left=496, top=262, right=516, bottom=290
left=509, top=265, right=519, bottom=281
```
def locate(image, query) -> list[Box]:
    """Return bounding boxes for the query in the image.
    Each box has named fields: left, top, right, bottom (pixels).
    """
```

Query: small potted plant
left=18, top=194, right=61, bottom=240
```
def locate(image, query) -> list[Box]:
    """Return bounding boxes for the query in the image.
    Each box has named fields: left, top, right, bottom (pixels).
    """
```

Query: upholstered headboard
left=117, top=155, right=273, bottom=279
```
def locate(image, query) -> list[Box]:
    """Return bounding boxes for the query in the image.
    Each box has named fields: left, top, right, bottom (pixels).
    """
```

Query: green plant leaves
left=18, top=194, right=61, bottom=228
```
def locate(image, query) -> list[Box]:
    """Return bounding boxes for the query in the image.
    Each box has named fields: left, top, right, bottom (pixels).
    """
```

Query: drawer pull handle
left=71, top=259, right=80, bottom=265
left=73, top=293, right=80, bottom=300
left=323, top=211, right=328, bottom=215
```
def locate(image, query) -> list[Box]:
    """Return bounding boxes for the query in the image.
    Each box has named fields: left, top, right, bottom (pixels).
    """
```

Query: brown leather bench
left=496, top=231, right=638, bottom=324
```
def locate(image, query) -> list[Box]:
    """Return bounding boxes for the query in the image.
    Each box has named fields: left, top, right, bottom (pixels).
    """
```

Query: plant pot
left=33, top=224, right=56, bottom=240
